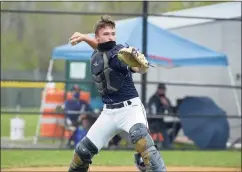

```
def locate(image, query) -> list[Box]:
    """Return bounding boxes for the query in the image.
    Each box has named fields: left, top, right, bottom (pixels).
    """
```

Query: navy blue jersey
left=101, top=47, right=139, bottom=104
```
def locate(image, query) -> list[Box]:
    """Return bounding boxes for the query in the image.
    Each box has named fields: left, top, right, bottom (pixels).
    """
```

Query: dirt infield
left=2, top=166, right=241, bottom=172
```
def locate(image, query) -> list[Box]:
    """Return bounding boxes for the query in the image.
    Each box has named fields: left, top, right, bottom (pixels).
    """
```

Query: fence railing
left=2, top=9, right=241, bottom=21
left=2, top=79, right=241, bottom=89
left=1, top=108, right=241, bottom=150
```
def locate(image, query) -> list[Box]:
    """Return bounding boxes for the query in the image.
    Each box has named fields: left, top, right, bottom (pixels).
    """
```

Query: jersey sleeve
left=109, top=55, right=130, bottom=73
left=109, top=44, right=136, bottom=74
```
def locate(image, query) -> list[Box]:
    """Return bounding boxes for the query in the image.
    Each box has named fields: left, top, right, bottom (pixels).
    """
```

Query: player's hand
left=131, top=66, right=148, bottom=74
left=160, top=97, right=169, bottom=106
left=69, top=32, right=86, bottom=46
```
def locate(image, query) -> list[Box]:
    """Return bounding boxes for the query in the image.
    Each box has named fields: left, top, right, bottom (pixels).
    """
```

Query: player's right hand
left=69, top=32, right=86, bottom=46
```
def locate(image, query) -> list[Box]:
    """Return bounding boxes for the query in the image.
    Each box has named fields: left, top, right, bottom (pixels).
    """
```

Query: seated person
left=148, top=83, right=174, bottom=115
left=147, top=83, right=181, bottom=148
left=63, top=85, right=93, bottom=148
left=72, top=114, right=94, bottom=148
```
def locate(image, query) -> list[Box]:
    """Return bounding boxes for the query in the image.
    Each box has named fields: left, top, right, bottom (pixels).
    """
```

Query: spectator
left=147, top=83, right=181, bottom=148
left=72, top=114, right=95, bottom=147
left=63, top=85, right=93, bottom=148
left=148, top=83, right=174, bottom=115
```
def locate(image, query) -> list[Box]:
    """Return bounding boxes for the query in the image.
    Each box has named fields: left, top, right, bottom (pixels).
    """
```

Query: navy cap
left=158, top=83, right=166, bottom=89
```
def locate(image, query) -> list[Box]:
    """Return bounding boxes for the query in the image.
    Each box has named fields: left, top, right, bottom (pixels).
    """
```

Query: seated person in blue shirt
left=64, top=85, right=93, bottom=148
left=72, top=114, right=93, bottom=148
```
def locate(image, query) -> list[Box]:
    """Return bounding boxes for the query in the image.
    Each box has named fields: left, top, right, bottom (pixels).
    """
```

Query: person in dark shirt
left=148, top=83, right=181, bottom=147
left=65, top=85, right=92, bottom=123
left=148, top=83, right=174, bottom=115
left=63, top=85, right=93, bottom=148
left=67, top=15, right=166, bottom=172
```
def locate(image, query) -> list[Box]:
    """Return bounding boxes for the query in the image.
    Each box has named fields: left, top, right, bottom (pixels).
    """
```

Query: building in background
left=133, top=2, right=241, bottom=141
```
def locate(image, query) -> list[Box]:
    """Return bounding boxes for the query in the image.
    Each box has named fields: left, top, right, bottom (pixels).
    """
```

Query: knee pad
left=69, top=137, right=98, bottom=172
left=75, top=136, right=98, bottom=164
left=129, top=123, right=166, bottom=172
left=129, top=123, right=154, bottom=153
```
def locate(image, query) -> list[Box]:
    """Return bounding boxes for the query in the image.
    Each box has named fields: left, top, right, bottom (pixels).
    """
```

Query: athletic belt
left=106, top=100, right=132, bottom=109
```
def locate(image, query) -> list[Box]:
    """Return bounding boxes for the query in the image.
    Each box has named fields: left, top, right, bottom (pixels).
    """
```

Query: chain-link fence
left=1, top=1, right=241, bottom=150
left=1, top=79, right=241, bottom=150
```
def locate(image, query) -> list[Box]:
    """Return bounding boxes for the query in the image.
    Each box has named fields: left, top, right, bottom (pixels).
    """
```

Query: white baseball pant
left=86, top=97, right=148, bottom=150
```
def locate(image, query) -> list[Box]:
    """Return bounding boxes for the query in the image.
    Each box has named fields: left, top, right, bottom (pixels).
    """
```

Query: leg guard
left=134, top=153, right=146, bottom=172
left=129, top=123, right=166, bottom=172
left=68, top=136, right=98, bottom=172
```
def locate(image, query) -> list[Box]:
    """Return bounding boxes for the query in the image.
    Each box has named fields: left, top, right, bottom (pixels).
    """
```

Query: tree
left=1, top=1, right=223, bottom=73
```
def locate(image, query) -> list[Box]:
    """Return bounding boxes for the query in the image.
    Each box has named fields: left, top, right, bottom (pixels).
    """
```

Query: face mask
left=97, top=41, right=116, bottom=51
left=73, top=92, right=80, bottom=99
left=158, top=93, right=165, bottom=97
left=157, top=90, right=165, bottom=97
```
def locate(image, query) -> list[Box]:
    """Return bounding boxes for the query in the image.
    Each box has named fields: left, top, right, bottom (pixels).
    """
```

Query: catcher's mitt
left=117, top=47, right=149, bottom=68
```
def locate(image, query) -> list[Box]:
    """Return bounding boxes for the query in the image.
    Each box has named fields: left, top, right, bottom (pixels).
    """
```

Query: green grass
left=0, top=113, right=196, bottom=149
left=1, top=150, right=241, bottom=168
left=1, top=113, right=241, bottom=169
left=1, top=114, right=39, bottom=136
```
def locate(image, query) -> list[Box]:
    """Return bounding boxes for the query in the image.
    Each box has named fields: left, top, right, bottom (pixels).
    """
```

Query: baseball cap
left=158, top=83, right=166, bottom=89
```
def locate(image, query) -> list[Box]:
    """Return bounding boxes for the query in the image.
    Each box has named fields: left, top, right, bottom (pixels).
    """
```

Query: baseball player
left=67, top=15, right=166, bottom=172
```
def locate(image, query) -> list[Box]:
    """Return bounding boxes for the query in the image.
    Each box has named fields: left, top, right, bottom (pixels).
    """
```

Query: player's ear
left=95, top=34, right=99, bottom=42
